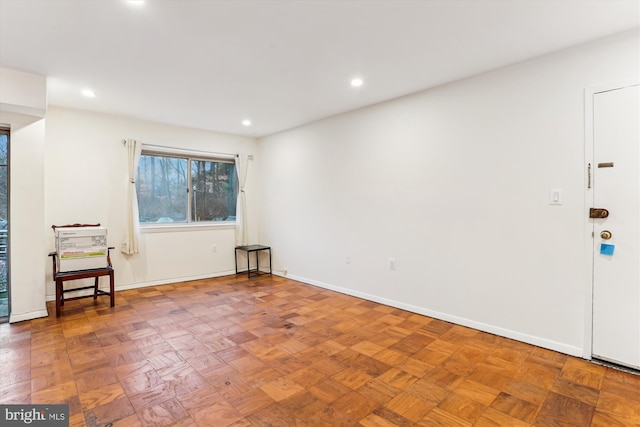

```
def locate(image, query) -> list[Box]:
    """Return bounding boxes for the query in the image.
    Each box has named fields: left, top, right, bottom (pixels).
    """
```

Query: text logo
left=1, top=405, right=68, bottom=426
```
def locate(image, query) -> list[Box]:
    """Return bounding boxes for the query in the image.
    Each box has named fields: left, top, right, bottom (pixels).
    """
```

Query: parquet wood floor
left=1, top=274, right=639, bottom=426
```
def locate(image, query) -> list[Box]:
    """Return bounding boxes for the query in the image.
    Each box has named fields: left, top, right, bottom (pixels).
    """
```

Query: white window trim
left=141, top=144, right=236, bottom=161
left=141, top=222, right=235, bottom=233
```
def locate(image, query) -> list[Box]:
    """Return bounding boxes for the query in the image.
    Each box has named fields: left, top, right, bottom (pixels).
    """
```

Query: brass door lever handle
left=590, top=208, right=609, bottom=218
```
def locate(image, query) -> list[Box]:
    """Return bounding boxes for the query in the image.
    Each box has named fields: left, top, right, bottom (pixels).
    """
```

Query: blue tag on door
left=600, top=244, right=615, bottom=256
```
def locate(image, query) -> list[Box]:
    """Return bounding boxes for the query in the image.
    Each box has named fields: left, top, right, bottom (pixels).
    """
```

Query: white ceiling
left=1, top=0, right=638, bottom=137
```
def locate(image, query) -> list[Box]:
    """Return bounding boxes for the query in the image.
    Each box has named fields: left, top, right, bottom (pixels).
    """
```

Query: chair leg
left=55, top=279, right=62, bottom=317
left=109, top=271, right=115, bottom=307
left=93, top=277, right=99, bottom=299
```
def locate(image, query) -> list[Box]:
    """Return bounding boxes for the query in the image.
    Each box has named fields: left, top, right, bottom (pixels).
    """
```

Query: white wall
left=44, top=107, right=259, bottom=299
left=258, top=30, right=640, bottom=356
left=7, top=121, right=47, bottom=322
left=0, top=67, right=47, bottom=118
left=0, top=68, right=48, bottom=322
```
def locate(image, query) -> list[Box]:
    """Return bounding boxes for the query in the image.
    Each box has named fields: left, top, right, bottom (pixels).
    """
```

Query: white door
left=591, top=84, right=640, bottom=369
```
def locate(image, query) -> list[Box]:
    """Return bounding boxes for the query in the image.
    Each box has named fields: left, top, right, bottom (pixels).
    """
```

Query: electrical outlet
left=212, top=244, right=217, bottom=253
left=283, top=268, right=288, bottom=276
left=389, top=257, right=396, bottom=270
left=345, top=254, right=351, bottom=264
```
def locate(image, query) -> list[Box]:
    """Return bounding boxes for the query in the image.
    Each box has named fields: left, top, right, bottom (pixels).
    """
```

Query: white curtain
left=122, top=139, right=142, bottom=255
left=235, top=154, right=249, bottom=246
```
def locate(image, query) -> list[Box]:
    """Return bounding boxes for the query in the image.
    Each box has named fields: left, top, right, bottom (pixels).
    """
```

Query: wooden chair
left=49, top=223, right=115, bottom=317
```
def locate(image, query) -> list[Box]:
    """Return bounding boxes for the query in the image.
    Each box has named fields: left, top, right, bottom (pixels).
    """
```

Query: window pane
left=137, top=155, right=188, bottom=223
left=191, top=160, right=237, bottom=222
left=0, top=134, right=7, bottom=222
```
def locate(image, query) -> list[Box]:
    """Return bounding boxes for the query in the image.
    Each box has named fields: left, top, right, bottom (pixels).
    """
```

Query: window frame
left=137, top=145, right=237, bottom=231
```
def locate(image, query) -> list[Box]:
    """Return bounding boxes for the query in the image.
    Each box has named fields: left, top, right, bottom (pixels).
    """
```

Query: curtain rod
left=122, top=140, right=238, bottom=158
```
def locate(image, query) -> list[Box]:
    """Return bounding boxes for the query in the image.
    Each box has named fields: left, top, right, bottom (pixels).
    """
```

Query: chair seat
left=50, top=258, right=115, bottom=317
left=55, top=266, right=113, bottom=281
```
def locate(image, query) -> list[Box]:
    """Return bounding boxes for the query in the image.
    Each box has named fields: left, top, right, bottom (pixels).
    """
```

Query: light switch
left=549, top=189, right=563, bottom=205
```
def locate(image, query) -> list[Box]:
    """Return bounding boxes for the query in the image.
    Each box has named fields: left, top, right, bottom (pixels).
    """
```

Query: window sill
left=140, top=222, right=236, bottom=233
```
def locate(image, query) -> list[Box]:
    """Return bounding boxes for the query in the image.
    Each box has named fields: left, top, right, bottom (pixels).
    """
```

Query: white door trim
left=583, top=79, right=639, bottom=360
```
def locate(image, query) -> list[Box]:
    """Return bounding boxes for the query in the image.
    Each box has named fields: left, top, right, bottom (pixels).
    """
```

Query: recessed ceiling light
left=126, top=0, right=145, bottom=6
left=350, top=78, right=364, bottom=88
left=242, top=119, right=252, bottom=127
left=81, top=89, right=96, bottom=98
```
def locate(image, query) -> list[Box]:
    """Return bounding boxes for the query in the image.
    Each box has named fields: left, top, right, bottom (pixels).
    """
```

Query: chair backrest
left=52, top=223, right=101, bottom=230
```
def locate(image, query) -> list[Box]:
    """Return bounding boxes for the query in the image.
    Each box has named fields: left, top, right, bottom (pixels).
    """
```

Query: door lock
left=590, top=208, right=609, bottom=218
left=600, top=230, right=612, bottom=240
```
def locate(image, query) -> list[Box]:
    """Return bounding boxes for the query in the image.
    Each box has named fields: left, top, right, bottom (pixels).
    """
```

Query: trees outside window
left=136, top=153, right=237, bottom=224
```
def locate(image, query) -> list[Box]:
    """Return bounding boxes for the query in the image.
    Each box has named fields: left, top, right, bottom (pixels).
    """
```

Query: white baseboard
left=45, top=270, right=237, bottom=301
left=281, top=272, right=584, bottom=358
left=39, top=269, right=584, bottom=358
left=10, top=308, right=49, bottom=323
left=114, top=270, right=237, bottom=292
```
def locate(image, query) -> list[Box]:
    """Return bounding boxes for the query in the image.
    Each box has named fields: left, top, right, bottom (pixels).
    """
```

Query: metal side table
left=235, top=245, right=272, bottom=278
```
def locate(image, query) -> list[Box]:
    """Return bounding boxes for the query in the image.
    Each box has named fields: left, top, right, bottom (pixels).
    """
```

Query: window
left=0, top=128, right=8, bottom=320
left=136, top=151, right=237, bottom=224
